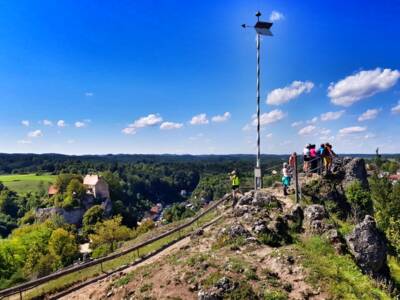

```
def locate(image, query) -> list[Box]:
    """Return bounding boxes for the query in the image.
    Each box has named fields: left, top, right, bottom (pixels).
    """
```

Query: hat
left=231, top=170, right=236, bottom=175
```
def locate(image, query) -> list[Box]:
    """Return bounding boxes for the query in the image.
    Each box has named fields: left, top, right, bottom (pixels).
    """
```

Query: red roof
left=48, top=185, right=59, bottom=195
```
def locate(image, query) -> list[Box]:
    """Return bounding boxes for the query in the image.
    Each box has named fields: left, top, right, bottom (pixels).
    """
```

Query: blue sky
left=0, top=0, right=399, bottom=154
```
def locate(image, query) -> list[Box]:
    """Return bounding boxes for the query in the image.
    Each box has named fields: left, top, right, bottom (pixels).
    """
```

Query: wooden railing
left=0, top=194, right=230, bottom=299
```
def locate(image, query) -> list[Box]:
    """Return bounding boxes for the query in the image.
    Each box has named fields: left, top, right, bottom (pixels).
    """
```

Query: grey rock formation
left=36, top=207, right=85, bottom=225
left=342, top=157, right=369, bottom=189
left=303, top=205, right=332, bottom=234
left=198, top=277, right=237, bottom=300
left=304, top=205, right=327, bottom=223
left=345, top=215, right=388, bottom=276
left=225, top=223, right=250, bottom=238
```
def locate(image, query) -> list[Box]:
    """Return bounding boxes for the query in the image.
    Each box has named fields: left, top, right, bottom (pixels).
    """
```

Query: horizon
left=1, top=1, right=399, bottom=155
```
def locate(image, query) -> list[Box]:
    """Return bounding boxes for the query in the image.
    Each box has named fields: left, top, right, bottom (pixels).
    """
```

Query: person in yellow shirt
left=230, top=170, right=241, bottom=204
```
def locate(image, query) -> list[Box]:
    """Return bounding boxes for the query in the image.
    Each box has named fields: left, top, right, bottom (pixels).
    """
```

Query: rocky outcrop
left=36, top=207, right=85, bottom=225
left=342, top=157, right=369, bottom=189
left=303, top=205, right=333, bottom=234
left=345, top=215, right=388, bottom=277
left=198, top=277, right=237, bottom=300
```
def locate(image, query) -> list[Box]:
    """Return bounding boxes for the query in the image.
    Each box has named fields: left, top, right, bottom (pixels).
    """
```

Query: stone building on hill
left=83, top=174, right=110, bottom=200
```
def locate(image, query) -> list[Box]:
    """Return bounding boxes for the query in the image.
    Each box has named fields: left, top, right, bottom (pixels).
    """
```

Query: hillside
left=0, top=173, right=55, bottom=194
left=49, top=158, right=400, bottom=300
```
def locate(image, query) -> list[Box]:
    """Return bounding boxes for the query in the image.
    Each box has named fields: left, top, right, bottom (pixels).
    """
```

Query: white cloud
left=338, top=126, right=367, bottom=135
left=266, top=81, right=314, bottom=105
left=358, top=109, right=380, bottom=121
left=364, top=133, right=376, bottom=139
left=28, top=130, right=43, bottom=138
left=75, top=121, right=87, bottom=128
left=18, top=139, right=32, bottom=144
left=190, top=113, right=209, bottom=125
left=269, top=10, right=285, bottom=22
left=266, top=133, right=273, bottom=138
left=122, top=113, right=163, bottom=135
left=242, top=124, right=252, bottom=131
left=85, top=92, right=94, bottom=97
left=21, top=120, right=30, bottom=127
left=67, top=139, right=75, bottom=144
left=298, top=125, right=316, bottom=136
left=319, top=128, right=331, bottom=135
left=291, top=121, right=303, bottom=127
left=252, top=109, right=286, bottom=126
left=211, top=112, right=231, bottom=123
left=122, top=127, right=136, bottom=135
left=43, top=120, right=53, bottom=126
left=57, top=120, right=67, bottom=127
left=391, top=101, right=400, bottom=114
left=160, top=122, right=183, bottom=130
left=320, top=110, right=345, bottom=121
left=328, top=68, right=400, bottom=106
left=307, top=117, right=318, bottom=124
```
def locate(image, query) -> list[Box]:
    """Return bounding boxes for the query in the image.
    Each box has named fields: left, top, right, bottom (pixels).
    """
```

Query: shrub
left=345, top=181, right=373, bottom=222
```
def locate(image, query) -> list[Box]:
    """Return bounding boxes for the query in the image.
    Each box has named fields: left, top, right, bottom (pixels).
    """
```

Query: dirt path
left=59, top=235, right=192, bottom=300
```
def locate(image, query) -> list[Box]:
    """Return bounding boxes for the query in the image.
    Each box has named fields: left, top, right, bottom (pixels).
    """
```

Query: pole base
left=254, top=167, right=262, bottom=190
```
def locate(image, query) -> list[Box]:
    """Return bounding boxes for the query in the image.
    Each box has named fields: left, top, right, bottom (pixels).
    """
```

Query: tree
left=89, top=216, right=131, bottom=255
left=66, top=179, right=86, bottom=201
left=54, top=174, right=82, bottom=193
left=0, top=213, right=17, bottom=237
left=48, top=228, right=79, bottom=267
left=82, top=205, right=104, bottom=235
left=345, top=181, right=373, bottom=222
left=0, top=190, right=19, bottom=218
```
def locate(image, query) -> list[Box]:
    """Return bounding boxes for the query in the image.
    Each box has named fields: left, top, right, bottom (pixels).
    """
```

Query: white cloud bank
left=328, top=68, right=400, bottom=106
left=190, top=113, right=209, bottom=125
left=57, top=120, right=67, bottom=127
left=160, top=122, right=183, bottom=130
left=358, top=109, right=380, bottom=121
left=21, top=120, right=30, bottom=127
left=75, top=121, right=87, bottom=128
left=43, top=120, right=53, bottom=126
left=266, top=81, right=314, bottom=105
left=211, top=112, right=231, bottom=123
left=391, top=101, right=400, bottom=114
left=339, top=126, right=367, bottom=135
left=252, top=109, right=286, bottom=126
left=298, top=125, right=316, bottom=136
left=269, top=11, right=285, bottom=22
left=320, top=110, right=345, bottom=121
left=122, top=114, right=163, bottom=135
left=28, top=130, right=43, bottom=138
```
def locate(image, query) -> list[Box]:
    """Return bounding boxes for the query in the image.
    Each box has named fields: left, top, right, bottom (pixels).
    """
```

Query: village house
left=83, top=174, right=110, bottom=199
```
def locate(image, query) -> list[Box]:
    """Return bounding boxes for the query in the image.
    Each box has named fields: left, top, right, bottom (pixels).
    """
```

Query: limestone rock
left=342, top=157, right=369, bottom=189
left=345, top=215, right=388, bottom=276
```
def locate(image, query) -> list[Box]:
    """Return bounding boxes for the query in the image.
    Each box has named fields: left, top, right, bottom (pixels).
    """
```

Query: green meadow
left=0, top=173, right=56, bottom=194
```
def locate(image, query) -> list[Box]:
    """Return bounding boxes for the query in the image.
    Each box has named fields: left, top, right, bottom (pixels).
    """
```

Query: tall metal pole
left=243, top=11, right=272, bottom=190
left=255, top=32, right=262, bottom=190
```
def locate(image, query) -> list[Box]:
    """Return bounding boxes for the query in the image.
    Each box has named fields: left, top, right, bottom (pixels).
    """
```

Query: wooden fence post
left=294, top=153, right=299, bottom=204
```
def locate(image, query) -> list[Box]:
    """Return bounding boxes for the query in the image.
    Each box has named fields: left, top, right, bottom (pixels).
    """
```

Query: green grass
left=388, top=256, right=400, bottom=288
left=0, top=173, right=56, bottom=194
left=20, top=206, right=221, bottom=299
left=295, top=236, right=392, bottom=300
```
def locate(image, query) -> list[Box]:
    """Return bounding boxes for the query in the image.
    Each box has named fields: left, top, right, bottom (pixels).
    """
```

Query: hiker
left=288, top=152, right=297, bottom=173
left=303, top=144, right=311, bottom=173
left=282, top=163, right=291, bottom=196
left=309, top=144, right=318, bottom=173
left=318, top=144, right=326, bottom=173
left=324, top=143, right=337, bottom=172
left=230, top=170, right=240, bottom=204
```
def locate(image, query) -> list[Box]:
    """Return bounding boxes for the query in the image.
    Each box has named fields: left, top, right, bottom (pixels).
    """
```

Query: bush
left=345, top=181, right=373, bottom=222
left=82, top=205, right=105, bottom=235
